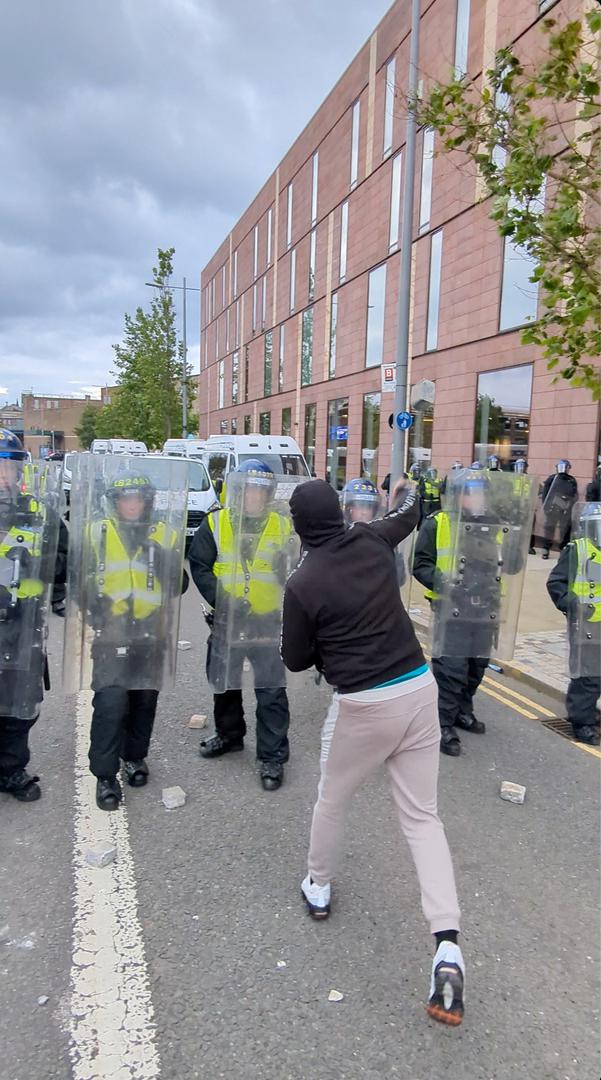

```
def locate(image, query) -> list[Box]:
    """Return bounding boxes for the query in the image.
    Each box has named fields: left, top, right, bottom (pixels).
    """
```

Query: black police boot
left=96, top=777, right=122, bottom=811
left=456, top=712, right=486, bottom=734
left=0, top=769, right=41, bottom=802
left=573, top=726, right=600, bottom=746
left=199, top=734, right=244, bottom=758
left=260, top=761, right=284, bottom=791
left=528, top=546, right=536, bottom=555
left=51, top=600, right=66, bottom=617
left=440, top=728, right=461, bottom=756
left=542, top=550, right=550, bottom=560
left=122, top=759, right=149, bottom=787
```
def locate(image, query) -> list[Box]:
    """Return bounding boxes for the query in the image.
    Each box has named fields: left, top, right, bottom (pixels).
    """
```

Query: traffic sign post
left=395, top=411, right=414, bottom=431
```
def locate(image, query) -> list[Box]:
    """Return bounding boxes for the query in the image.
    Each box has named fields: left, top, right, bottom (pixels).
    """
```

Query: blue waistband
left=372, top=664, right=430, bottom=690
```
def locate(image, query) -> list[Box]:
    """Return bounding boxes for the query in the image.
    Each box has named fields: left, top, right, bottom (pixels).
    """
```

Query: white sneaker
left=426, top=941, right=465, bottom=1026
left=301, top=874, right=331, bottom=919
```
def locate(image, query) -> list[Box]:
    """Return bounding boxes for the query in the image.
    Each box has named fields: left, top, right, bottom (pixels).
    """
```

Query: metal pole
left=390, top=0, right=420, bottom=490
left=182, top=276, right=188, bottom=438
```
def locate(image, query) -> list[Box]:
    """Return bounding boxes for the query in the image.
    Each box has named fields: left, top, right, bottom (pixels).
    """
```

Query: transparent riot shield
left=430, top=470, right=537, bottom=660
left=64, top=454, right=188, bottom=693
left=0, top=461, right=64, bottom=719
left=540, top=473, right=577, bottom=551
left=208, top=473, right=303, bottom=692
left=566, top=502, right=601, bottom=679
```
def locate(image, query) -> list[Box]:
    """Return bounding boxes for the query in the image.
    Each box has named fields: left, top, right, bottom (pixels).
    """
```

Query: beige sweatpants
left=308, top=672, right=461, bottom=934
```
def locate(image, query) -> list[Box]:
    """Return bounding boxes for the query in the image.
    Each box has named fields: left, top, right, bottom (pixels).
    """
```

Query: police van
left=162, top=438, right=207, bottom=459
left=202, top=434, right=311, bottom=499
left=91, top=439, right=148, bottom=455
left=137, top=455, right=219, bottom=550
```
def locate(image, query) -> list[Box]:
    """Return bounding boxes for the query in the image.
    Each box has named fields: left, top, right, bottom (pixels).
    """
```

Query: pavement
left=1, top=590, right=600, bottom=1080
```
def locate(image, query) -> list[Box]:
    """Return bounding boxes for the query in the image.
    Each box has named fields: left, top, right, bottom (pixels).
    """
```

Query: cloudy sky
left=0, top=0, right=393, bottom=404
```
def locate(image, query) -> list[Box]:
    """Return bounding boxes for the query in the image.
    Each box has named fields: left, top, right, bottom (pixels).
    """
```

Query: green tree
left=415, top=9, right=600, bottom=399
left=108, top=247, right=197, bottom=447
left=74, top=404, right=100, bottom=449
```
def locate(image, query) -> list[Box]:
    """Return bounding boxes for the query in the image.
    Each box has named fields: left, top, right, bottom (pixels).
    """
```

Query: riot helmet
left=579, top=502, right=601, bottom=549
left=513, top=458, right=528, bottom=474
left=106, top=473, right=156, bottom=523
left=235, top=458, right=275, bottom=517
left=488, top=455, right=501, bottom=471
left=425, top=467, right=438, bottom=481
left=0, top=429, right=26, bottom=504
left=341, top=478, right=380, bottom=524
left=556, top=459, right=571, bottom=474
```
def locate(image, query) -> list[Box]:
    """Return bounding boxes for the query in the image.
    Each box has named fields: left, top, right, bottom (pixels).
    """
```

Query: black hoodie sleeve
left=281, top=582, right=317, bottom=672
left=188, top=515, right=218, bottom=608
left=368, top=485, right=420, bottom=548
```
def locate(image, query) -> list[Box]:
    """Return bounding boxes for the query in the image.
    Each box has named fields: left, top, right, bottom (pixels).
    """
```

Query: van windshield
left=238, top=453, right=309, bottom=477
left=188, top=462, right=211, bottom=492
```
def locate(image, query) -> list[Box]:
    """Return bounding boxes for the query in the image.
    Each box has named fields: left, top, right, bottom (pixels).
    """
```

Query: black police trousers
left=566, top=676, right=601, bottom=733
left=89, top=687, right=159, bottom=779
left=208, top=638, right=290, bottom=764
left=0, top=715, right=37, bottom=778
left=431, top=656, right=489, bottom=731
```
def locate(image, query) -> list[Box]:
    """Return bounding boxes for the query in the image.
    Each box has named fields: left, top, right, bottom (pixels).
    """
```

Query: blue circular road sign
left=396, top=411, right=414, bottom=431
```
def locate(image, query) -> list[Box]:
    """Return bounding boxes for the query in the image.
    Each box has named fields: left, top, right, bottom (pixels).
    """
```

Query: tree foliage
left=74, top=404, right=100, bottom=449
left=97, top=248, right=197, bottom=446
left=416, top=9, right=600, bottom=399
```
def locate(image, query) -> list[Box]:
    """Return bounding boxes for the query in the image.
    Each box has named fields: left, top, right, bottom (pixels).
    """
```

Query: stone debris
left=328, top=989, right=344, bottom=1002
left=162, top=786, right=186, bottom=809
left=188, top=713, right=208, bottom=729
left=500, top=781, right=526, bottom=804
left=85, top=844, right=117, bottom=868
left=177, top=640, right=192, bottom=650
left=276, top=960, right=287, bottom=969
left=37, top=995, right=49, bottom=1006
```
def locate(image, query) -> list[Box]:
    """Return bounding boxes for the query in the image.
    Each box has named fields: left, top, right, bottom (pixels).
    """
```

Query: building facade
left=198, top=0, right=600, bottom=493
left=22, top=393, right=102, bottom=457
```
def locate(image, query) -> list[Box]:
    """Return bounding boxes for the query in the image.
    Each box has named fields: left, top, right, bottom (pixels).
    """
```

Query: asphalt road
left=1, top=589, right=599, bottom=1080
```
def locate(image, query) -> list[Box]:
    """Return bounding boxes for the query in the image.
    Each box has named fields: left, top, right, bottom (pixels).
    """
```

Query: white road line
left=69, top=688, right=161, bottom=1080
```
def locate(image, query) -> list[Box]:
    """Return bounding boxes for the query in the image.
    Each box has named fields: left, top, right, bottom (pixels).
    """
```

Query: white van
left=203, top=434, right=311, bottom=498
left=137, top=455, right=219, bottom=549
left=162, top=438, right=207, bottom=459
left=91, top=439, right=148, bottom=455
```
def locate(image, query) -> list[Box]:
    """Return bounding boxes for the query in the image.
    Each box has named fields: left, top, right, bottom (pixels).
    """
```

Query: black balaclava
left=289, top=480, right=345, bottom=548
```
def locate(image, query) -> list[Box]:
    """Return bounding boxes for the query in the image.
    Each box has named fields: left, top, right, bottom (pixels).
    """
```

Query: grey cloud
left=0, top=0, right=391, bottom=403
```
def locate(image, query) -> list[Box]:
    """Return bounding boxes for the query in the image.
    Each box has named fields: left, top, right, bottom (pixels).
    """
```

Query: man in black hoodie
left=281, top=478, right=465, bottom=1028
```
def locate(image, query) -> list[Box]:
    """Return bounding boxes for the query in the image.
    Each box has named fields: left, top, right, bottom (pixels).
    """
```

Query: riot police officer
left=487, top=455, right=501, bottom=472
left=541, top=460, right=578, bottom=558
left=189, top=460, right=297, bottom=791
left=341, top=478, right=381, bottom=524
left=0, top=430, right=67, bottom=802
left=547, top=502, right=601, bottom=745
left=66, top=466, right=188, bottom=810
left=413, top=469, right=532, bottom=755
left=419, top=467, right=443, bottom=520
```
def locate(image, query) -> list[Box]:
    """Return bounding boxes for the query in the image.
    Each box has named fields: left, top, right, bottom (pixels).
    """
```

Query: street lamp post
left=145, top=277, right=200, bottom=439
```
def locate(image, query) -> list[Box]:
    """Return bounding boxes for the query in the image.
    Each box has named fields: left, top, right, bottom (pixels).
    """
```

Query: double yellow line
left=481, top=674, right=601, bottom=760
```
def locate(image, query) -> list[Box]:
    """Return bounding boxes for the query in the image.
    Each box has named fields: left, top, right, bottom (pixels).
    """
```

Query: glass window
left=211, top=277, right=216, bottom=318
left=329, top=292, right=338, bottom=378
left=304, top=403, right=317, bottom=476
left=232, top=350, right=240, bottom=405
left=278, top=324, right=285, bottom=392
left=311, top=152, right=319, bottom=226
left=499, top=238, right=540, bottom=331
left=361, top=392, right=381, bottom=484
left=244, top=414, right=252, bottom=434
left=253, top=224, right=259, bottom=280
left=215, top=316, right=219, bottom=359
left=389, top=151, right=403, bottom=251
left=384, top=57, right=396, bottom=158
left=473, top=364, right=534, bottom=467
left=225, top=308, right=230, bottom=353
left=218, top=360, right=225, bottom=408
left=220, top=419, right=229, bottom=434
left=287, top=183, right=293, bottom=249
left=282, top=407, right=292, bottom=437
left=238, top=452, right=308, bottom=477
left=419, top=128, right=435, bottom=233
left=233, top=250, right=238, bottom=298
left=290, top=249, right=296, bottom=313
left=252, top=283, right=257, bottom=332
left=309, top=230, right=316, bottom=302
left=235, top=299, right=240, bottom=347
left=366, top=264, right=387, bottom=368
left=267, top=207, right=273, bottom=266
left=408, top=379, right=436, bottom=470
left=426, top=229, right=443, bottom=352
left=222, top=265, right=226, bottom=308
left=340, top=201, right=349, bottom=282
left=206, top=452, right=228, bottom=487
left=301, top=308, right=314, bottom=387
left=264, top=331, right=273, bottom=396
left=231, top=417, right=238, bottom=435
left=351, top=100, right=360, bottom=189
left=454, top=0, right=471, bottom=79
left=326, top=398, right=349, bottom=491
left=259, top=411, right=271, bottom=435
left=261, top=276, right=267, bottom=329
left=244, top=346, right=249, bottom=403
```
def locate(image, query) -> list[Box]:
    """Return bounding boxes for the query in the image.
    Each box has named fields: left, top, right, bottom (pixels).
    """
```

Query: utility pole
left=182, top=276, right=188, bottom=438
left=390, top=0, right=420, bottom=490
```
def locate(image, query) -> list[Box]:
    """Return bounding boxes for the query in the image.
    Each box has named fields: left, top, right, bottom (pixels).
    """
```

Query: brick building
left=198, top=0, right=600, bottom=493
left=22, top=393, right=102, bottom=457
left=0, top=402, right=24, bottom=440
